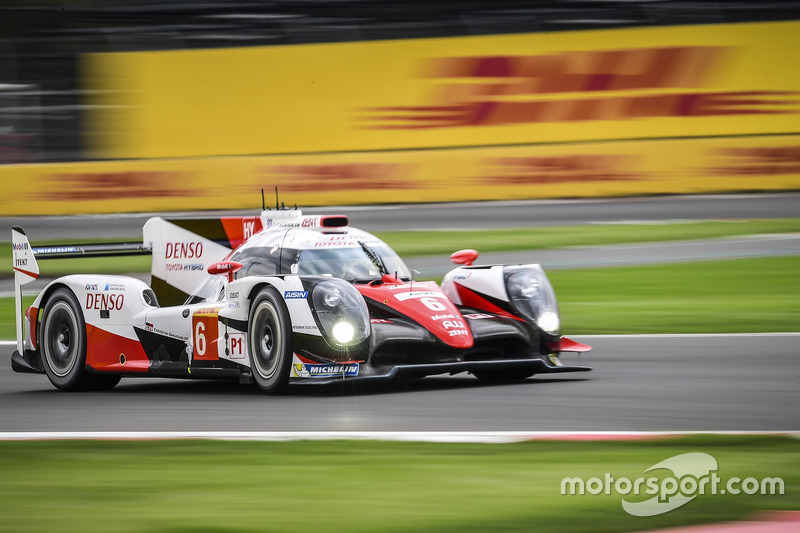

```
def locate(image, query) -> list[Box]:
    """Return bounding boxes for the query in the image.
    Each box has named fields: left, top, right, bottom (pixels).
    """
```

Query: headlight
left=311, top=280, right=370, bottom=346
left=504, top=266, right=561, bottom=336
left=323, top=288, right=342, bottom=307
left=332, top=321, right=355, bottom=344
left=536, top=311, right=560, bottom=335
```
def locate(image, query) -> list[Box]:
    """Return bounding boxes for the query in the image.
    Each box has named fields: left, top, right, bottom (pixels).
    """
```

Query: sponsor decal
left=361, top=47, right=798, bottom=130
left=228, top=291, right=239, bottom=299
left=292, top=363, right=359, bottom=378
left=14, top=258, right=27, bottom=267
left=284, top=291, right=309, bottom=299
left=481, top=154, right=641, bottom=186
left=104, top=282, right=125, bottom=291
left=370, top=318, right=393, bottom=324
left=394, top=291, right=439, bottom=301
left=311, top=235, right=361, bottom=248
left=431, top=314, right=457, bottom=321
left=706, top=146, right=800, bottom=176
left=86, top=293, right=125, bottom=311
left=143, top=323, right=189, bottom=341
left=34, top=246, right=77, bottom=254
left=261, top=163, right=415, bottom=193
left=165, top=242, right=204, bottom=259
left=12, top=242, right=28, bottom=251
left=85, top=284, right=98, bottom=291
left=243, top=219, right=257, bottom=240
left=165, top=263, right=204, bottom=272
left=41, top=171, right=200, bottom=202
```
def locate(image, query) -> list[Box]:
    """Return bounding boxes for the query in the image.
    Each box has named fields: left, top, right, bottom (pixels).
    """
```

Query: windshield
left=291, top=245, right=411, bottom=281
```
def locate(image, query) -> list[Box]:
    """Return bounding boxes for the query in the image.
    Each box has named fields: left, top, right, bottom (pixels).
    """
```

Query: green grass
left=0, top=436, right=796, bottom=533
left=552, top=256, right=800, bottom=334
left=376, top=218, right=800, bottom=258
left=3, top=256, right=797, bottom=339
left=2, top=219, right=798, bottom=278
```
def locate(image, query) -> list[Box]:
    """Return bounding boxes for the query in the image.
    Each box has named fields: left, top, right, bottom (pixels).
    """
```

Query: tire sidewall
left=41, top=288, right=88, bottom=390
left=247, top=288, right=292, bottom=393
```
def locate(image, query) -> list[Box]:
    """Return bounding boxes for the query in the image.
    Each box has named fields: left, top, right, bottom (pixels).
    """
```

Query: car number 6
left=195, top=321, right=206, bottom=356
left=420, top=297, right=446, bottom=312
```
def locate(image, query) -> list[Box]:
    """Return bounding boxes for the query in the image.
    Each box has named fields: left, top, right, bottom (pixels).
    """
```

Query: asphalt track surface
left=1, top=335, right=797, bottom=432
left=3, top=192, right=799, bottom=240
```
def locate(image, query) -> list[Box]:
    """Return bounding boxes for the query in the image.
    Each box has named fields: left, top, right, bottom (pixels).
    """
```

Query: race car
left=11, top=207, right=591, bottom=393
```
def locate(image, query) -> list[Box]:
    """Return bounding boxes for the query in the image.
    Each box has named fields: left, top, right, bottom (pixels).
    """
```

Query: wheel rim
left=43, top=301, right=80, bottom=378
left=250, top=300, right=282, bottom=380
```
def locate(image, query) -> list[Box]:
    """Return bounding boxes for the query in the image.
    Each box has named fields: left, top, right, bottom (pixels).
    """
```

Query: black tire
left=472, top=368, right=535, bottom=383
left=247, top=287, right=293, bottom=393
left=40, top=288, right=121, bottom=391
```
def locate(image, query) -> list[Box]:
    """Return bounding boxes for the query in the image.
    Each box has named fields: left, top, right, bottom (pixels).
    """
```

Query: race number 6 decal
left=195, top=321, right=206, bottom=356
left=192, top=308, right=221, bottom=361
left=421, top=297, right=446, bottom=312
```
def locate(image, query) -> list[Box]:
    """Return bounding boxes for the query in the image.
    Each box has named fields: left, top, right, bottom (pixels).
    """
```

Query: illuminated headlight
left=504, top=266, right=562, bottom=336
left=311, top=280, right=370, bottom=347
left=537, top=311, right=560, bottom=335
left=332, top=321, right=355, bottom=344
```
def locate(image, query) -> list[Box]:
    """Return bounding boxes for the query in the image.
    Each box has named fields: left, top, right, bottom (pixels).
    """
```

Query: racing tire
left=247, top=287, right=293, bottom=394
left=40, top=288, right=121, bottom=391
left=472, top=368, right=535, bottom=383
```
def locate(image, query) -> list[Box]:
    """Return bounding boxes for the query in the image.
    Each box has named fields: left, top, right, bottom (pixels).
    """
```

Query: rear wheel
left=40, top=288, right=120, bottom=391
left=247, top=288, right=292, bottom=393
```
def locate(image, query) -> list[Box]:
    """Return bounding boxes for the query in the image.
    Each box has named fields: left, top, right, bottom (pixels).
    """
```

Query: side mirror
left=450, top=249, right=479, bottom=266
left=208, top=261, right=243, bottom=282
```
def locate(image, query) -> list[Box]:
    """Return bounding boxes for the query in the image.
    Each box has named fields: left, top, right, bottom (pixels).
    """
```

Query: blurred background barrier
left=83, top=21, right=800, bottom=160
left=1, top=2, right=799, bottom=214
left=1, top=134, right=798, bottom=215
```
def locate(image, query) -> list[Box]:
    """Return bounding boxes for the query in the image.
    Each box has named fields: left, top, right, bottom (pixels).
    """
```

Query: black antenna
left=275, top=186, right=279, bottom=210
left=261, top=188, right=265, bottom=211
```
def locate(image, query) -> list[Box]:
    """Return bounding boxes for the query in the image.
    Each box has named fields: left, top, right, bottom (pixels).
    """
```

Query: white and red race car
left=11, top=208, right=591, bottom=392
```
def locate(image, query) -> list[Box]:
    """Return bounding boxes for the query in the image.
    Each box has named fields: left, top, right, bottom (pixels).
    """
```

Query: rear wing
left=10, top=226, right=152, bottom=355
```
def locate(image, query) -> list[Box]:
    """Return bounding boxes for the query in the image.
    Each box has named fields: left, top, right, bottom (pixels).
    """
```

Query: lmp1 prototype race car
left=11, top=207, right=591, bottom=393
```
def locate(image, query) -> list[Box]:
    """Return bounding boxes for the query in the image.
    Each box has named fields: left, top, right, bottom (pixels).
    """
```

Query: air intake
left=320, top=215, right=349, bottom=228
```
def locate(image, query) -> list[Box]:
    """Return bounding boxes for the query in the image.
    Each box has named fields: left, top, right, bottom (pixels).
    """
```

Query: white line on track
left=0, top=431, right=797, bottom=442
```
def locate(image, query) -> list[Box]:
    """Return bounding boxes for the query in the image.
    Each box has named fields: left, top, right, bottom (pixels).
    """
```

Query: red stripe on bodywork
left=85, top=324, right=150, bottom=373
left=454, top=284, right=523, bottom=321
left=13, top=267, right=39, bottom=279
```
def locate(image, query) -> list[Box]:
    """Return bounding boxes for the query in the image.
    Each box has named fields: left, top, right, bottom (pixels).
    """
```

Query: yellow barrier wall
left=3, top=135, right=798, bottom=215
left=83, top=21, right=800, bottom=160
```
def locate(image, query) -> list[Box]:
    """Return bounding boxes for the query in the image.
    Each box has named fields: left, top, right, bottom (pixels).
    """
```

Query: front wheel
left=40, top=288, right=120, bottom=391
left=248, top=288, right=293, bottom=393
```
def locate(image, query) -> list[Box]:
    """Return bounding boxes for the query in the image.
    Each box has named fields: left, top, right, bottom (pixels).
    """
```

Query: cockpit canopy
left=188, top=226, right=410, bottom=304
left=229, top=226, right=411, bottom=282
